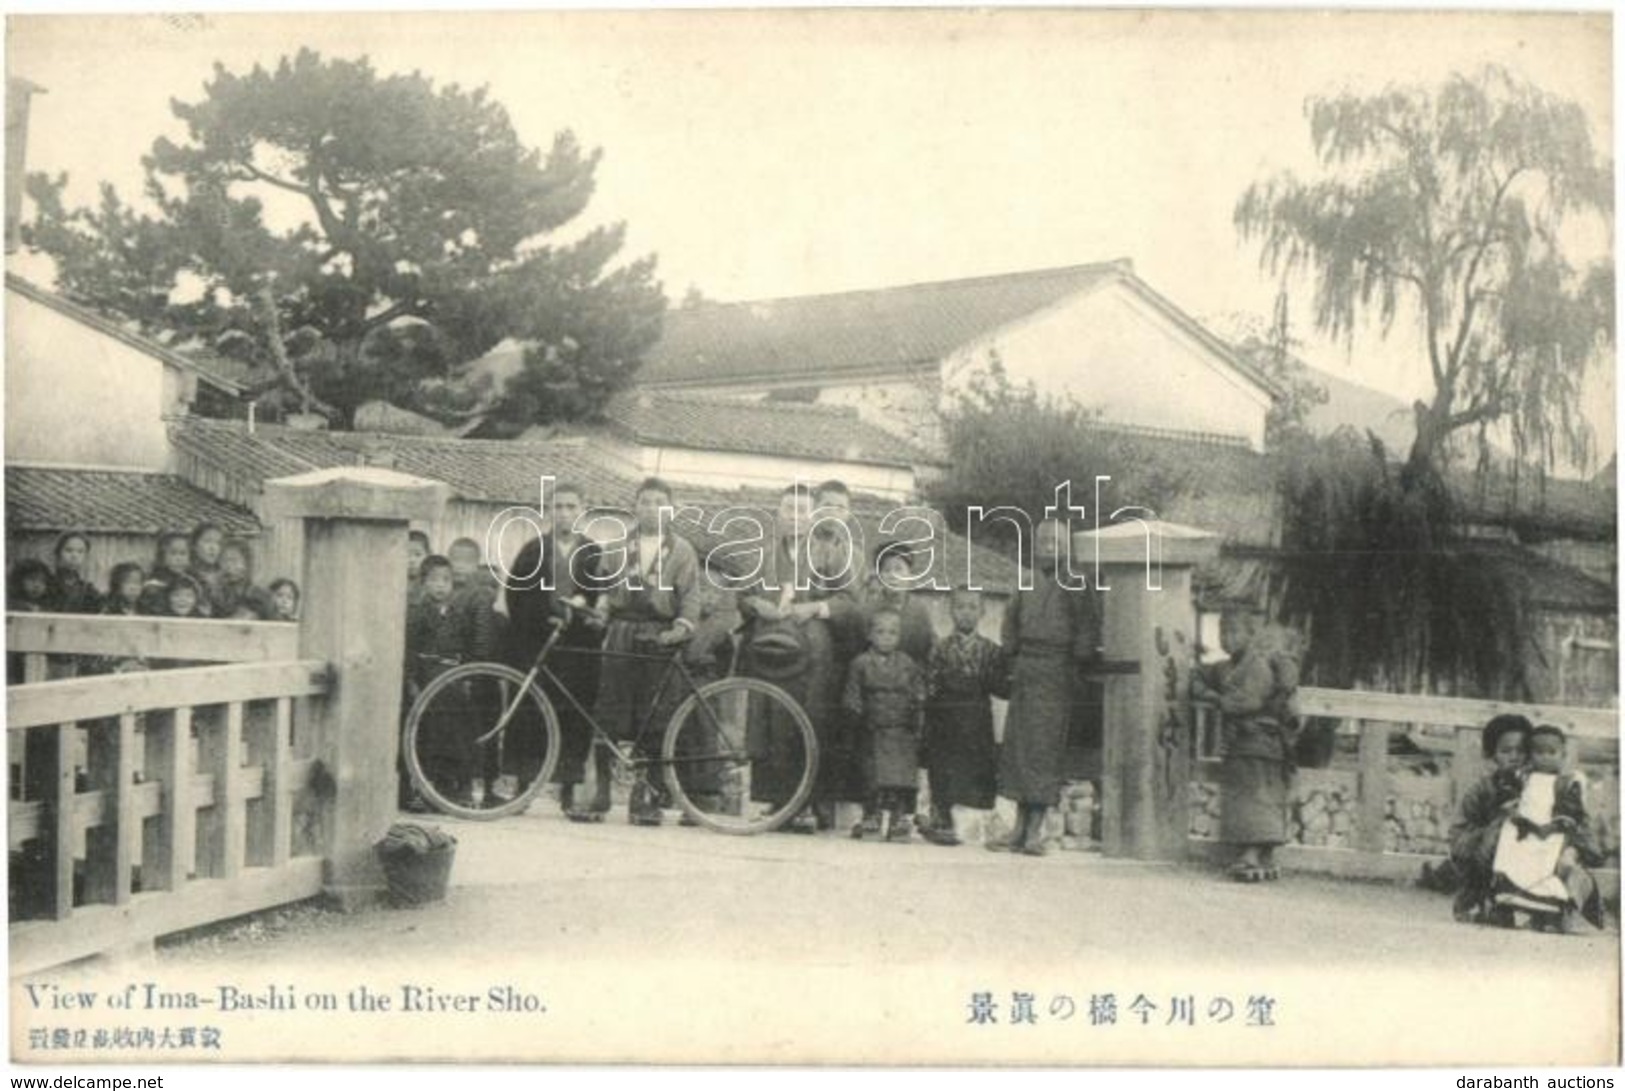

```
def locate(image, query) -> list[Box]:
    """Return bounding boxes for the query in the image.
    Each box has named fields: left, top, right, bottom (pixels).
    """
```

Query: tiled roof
left=1454, top=469, right=1617, bottom=542
left=169, top=419, right=631, bottom=508
left=601, top=391, right=932, bottom=468
left=168, top=419, right=1018, bottom=592
left=5, top=465, right=260, bottom=536
left=639, top=262, right=1125, bottom=386
left=638, top=260, right=1279, bottom=397
left=6, top=274, right=256, bottom=394
left=1466, top=541, right=1616, bottom=613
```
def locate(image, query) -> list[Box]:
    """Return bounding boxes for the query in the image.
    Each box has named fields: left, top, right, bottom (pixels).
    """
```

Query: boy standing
left=404, top=555, right=495, bottom=807
left=844, top=608, right=929, bottom=842
left=922, top=587, right=1006, bottom=846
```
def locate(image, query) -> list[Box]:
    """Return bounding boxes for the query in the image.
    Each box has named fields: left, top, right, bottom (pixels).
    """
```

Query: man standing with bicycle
left=738, top=482, right=861, bottom=834
left=586, top=477, right=702, bottom=826
left=504, top=482, right=604, bottom=816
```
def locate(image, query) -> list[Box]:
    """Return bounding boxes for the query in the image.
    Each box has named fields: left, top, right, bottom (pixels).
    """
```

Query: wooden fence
left=1188, top=687, right=1620, bottom=891
left=8, top=464, right=447, bottom=976
left=7, top=613, right=331, bottom=976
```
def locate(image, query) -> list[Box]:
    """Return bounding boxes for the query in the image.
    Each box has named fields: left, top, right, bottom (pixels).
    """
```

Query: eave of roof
left=6, top=273, right=248, bottom=394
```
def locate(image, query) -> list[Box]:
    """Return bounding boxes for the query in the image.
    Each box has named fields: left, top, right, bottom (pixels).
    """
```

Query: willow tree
left=1237, top=65, right=1612, bottom=486
left=1233, top=67, right=1613, bottom=696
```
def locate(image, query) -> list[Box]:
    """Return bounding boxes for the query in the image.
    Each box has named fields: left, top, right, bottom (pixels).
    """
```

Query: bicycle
left=400, top=605, right=820, bottom=834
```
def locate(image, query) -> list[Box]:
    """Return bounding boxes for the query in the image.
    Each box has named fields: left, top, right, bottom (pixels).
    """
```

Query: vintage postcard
left=3, top=6, right=1618, bottom=1069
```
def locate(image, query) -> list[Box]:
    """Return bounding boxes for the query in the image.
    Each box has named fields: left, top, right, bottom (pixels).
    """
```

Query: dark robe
left=996, top=571, right=1101, bottom=806
left=504, top=532, right=603, bottom=786
left=404, top=592, right=495, bottom=798
left=925, top=630, right=1005, bottom=810
left=211, top=577, right=274, bottom=620
left=843, top=648, right=927, bottom=791
left=1204, top=626, right=1300, bottom=847
left=591, top=532, right=702, bottom=754
left=1449, top=768, right=1522, bottom=920
left=51, top=571, right=103, bottom=615
left=737, top=535, right=860, bottom=805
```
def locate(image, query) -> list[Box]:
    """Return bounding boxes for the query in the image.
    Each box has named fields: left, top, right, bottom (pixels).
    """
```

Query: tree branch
left=1446, top=165, right=1526, bottom=381
left=257, top=285, right=338, bottom=419
left=226, top=158, right=307, bottom=199
left=359, top=298, right=424, bottom=334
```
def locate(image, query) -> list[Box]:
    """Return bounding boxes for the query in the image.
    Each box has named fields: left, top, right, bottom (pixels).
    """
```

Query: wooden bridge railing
left=8, top=653, right=331, bottom=976
left=1189, top=687, right=1620, bottom=889
left=8, top=466, right=449, bottom=976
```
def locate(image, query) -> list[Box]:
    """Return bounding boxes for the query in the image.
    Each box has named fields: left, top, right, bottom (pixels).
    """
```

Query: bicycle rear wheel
left=402, top=662, right=560, bottom=821
left=662, top=677, right=818, bottom=835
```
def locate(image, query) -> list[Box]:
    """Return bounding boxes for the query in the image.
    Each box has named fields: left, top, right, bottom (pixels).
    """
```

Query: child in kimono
left=209, top=539, right=274, bottom=620
left=188, top=523, right=226, bottom=615
left=845, top=608, right=929, bottom=842
left=1490, top=724, right=1606, bottom=933
left=137, top=533, right=192, bottom=615
left=50, top=532, right=102, bottom=614
left=268, top=579, right=301, bottom=622
left=920, top=588, right=1006, bottom=846
left=103, top=563, right=146, bottom=616
left=406, top=530, right=432, bottom=608
left=448, top=537, right=505, bottom=672
left=1447, top=714, right=1531, bottom=922
left=163, top=575, right=205, bottom=619
left=9, top=559, right=54, bottom=612
left=90, top=564, right=149, bottom=673
left=404, top=556, right=495, bottom=807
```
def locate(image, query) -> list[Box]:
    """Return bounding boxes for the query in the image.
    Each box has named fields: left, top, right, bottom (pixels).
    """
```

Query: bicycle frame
left=489, top=617, right=734, bottom=778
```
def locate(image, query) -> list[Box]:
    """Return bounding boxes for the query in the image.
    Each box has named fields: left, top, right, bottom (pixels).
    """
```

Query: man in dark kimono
left=988, top=517, right=1102, bottom=856
left=738, top=483, right=860, bottom=833
left=503, top=483, right=603, bottom=815
left=813, top=479, right=870, bottom=825
left=589, top=477, right=703, bottom=825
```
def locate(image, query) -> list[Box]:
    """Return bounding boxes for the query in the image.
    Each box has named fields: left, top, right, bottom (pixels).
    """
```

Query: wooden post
left=1357, top=720, right=1389, bottom=855
left=1078, top=520, right=1219, bottom=861
left=264, top=467, right=449, bottom=910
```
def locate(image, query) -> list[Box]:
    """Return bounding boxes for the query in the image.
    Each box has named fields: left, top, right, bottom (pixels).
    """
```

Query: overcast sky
left=6, top=9, right=1615, bottom=460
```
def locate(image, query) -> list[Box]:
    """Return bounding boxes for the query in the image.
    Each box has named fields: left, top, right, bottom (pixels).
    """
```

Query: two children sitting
left=1450, top=714, right=1605, bottom=934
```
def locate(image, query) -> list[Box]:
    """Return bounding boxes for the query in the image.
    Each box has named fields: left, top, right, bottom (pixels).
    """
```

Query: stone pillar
left=264, top=467, right=449, bottom=909
left=1076, top=520, right=1219, bottom=861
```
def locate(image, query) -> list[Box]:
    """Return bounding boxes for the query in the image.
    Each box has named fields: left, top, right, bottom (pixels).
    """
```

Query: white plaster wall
left=942, top=283, right=1272, bottom=450
left=6, top=289, right=175, bottom=469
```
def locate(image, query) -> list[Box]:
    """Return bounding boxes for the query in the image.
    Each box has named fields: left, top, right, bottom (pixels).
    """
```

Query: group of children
left=8, top=525, right=301, bottom=629
left=1448, top=713, right=1606, bottom=934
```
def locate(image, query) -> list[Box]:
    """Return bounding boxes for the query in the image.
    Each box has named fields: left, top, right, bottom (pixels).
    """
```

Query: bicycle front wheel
left=402, top=661, right=561, bottom=821
left=662, top=677, right=818, bottom=835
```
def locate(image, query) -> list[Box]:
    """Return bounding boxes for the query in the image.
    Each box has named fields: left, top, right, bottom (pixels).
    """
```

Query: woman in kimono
left=49, top=532, right=102, bottom=614
left=988, top=517, right=1102, bottom=857
left=188, top=523, right=226, bottom=616
left=211, top=539, right=274, bottom=620
left=1447, top=714, right=1532, bottom=922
